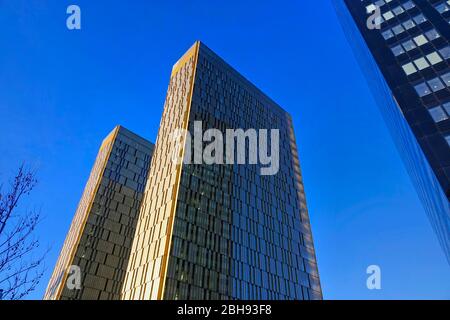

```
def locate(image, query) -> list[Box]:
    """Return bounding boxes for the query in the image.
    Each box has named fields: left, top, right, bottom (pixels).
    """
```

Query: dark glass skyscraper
left=121, top=42, right=322, bottom=300
left=334, top=0, right=450, bottom=263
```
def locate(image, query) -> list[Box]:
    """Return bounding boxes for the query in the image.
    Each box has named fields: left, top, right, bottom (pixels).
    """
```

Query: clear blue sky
left=1, top=0, right=449, bottom=300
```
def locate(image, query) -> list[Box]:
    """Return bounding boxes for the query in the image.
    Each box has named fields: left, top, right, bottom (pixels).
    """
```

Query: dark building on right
left=333, top=0, right=450, bottom=263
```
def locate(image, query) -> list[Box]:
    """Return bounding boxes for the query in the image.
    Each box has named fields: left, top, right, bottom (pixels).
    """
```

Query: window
left=392, top=25, right=405, bottom=35
left=436, top=1, right=450, bottom=14
left=426, top=52, right=443, bottom=65
left=425, top=29, right=440, bottom=41
left=429, top=106, right=448, bottom=122
left=403, top=0, right=415, bottom=10
left=403, top=62, right=417, bottom=75
left=366, top=4, right=377, bottom=13
left=415, top=82, right=431, bottom=97
left=413, top=35, right=428, bottom=46
left=403, top=40, right=416, bottom=51
left=402, top=19, right=416, bottom=30
left=393, top=6, right=404, bottom=15
left=414, top=57, right=429, bottom=70
left=392, top=44, right=405, bottom=56
left=383, top=11, right=395, bottom=21
left=443, top=102, right=450, bottom=115
left=441, top=72, right=450, bottom=86
left=413, top=14, right=427, bottom=24
left=382, top=30, right=394, bottom=40
left=439, top=46, right=450, bottom=59
left=428, top=77, right=445, bottom=92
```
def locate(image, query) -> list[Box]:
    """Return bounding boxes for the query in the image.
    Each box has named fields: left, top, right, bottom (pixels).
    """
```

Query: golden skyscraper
left=122, top=42, right=322, bottom=300
left=44, top=126, right=154, bottom=300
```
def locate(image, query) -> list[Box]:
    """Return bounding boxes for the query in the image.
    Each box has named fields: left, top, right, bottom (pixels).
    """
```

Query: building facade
left=334, top=0, right=450, bottom=263
left=44, top=126, right=154, bottom=300
left=121, top=42, right=322, bottom=300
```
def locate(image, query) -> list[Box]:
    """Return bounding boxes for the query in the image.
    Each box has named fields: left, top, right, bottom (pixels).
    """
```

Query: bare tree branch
left=0, top=165, right=46, bottom=300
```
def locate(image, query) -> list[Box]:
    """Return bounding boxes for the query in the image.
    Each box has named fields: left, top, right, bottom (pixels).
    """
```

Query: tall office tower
left=121, top=41, right=322, bottom=300
left=44, top=126, right=154, bottom=300
left=334, top=0, right=450, bottom=263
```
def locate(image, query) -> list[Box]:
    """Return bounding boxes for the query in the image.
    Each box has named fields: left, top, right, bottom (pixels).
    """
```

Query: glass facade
left=44, top=126, right=154, bottom=300
left=121, top=42, right=322, bottom=300
left=334, top=0, right=450, bottom=264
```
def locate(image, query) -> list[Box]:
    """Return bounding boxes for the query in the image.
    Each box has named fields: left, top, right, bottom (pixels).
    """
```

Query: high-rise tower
left=44, top=126, right=154, bottom=300
left=121, top=42, right=322, bottom=300
left=334, top=0, right=450, bottom=263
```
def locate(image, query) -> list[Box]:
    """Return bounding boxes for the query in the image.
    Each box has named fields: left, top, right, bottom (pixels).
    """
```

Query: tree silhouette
left=0, top=165, right=46, bottom=300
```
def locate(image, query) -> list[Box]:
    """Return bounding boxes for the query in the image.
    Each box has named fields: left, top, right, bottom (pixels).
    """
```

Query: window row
left=367, top=0, right=415, bottom=20
left=414, top=72, right=450, bottom=96
left=402, top=51, right=444, bottom=75
left=391, top=28, right=441, bottom=56
left=382, top=14, right=428, bottom=40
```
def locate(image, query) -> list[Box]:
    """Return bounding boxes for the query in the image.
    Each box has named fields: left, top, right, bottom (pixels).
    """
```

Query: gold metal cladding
left=157, top=41, right=200, bottom=299
left=44, top=126, right=119, bottom=299
left=171, top=42, right=200, bottom=77
left=119, top=41, right=200, bottom=300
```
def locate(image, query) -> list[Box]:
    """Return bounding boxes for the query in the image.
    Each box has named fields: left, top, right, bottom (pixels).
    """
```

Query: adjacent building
left=121, top=41, right=322, bottom=300
left=334, top=0, right=450, bottom=263
left=44, top=126, right=154, bottom=300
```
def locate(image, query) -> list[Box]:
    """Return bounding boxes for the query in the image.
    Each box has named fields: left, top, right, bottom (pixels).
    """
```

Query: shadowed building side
left=333, top=0, right=450, bottom=263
